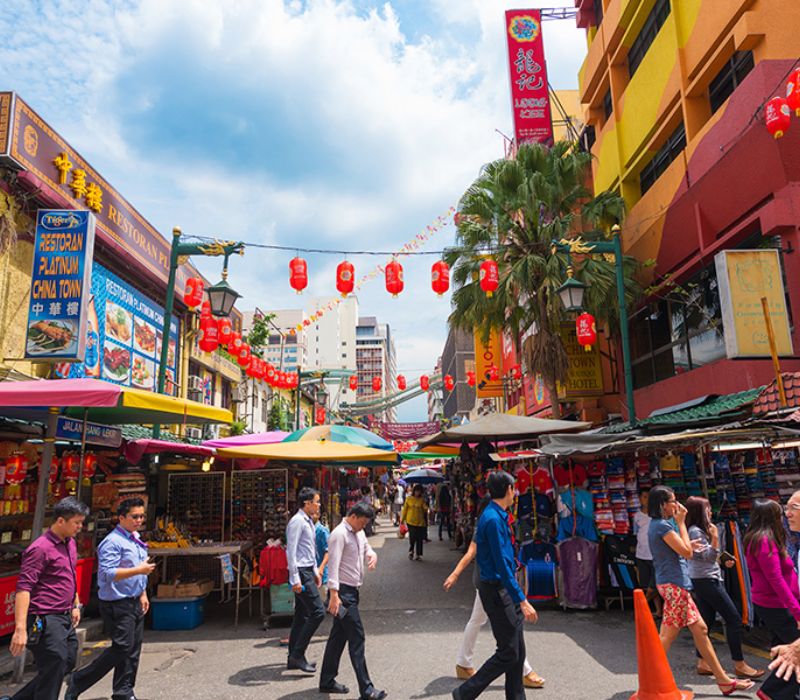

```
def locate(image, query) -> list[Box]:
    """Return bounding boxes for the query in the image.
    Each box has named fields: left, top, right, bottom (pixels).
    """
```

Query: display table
left=149, top=542, right=253, bottom=628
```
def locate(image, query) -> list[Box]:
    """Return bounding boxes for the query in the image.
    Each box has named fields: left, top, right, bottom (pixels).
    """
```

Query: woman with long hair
left=685, top=496, right=763, bottom=679
left=401, top=484, right=429, bottom=561
left=744, top=499, right=800, bottom=653
left=442, top=497, right=544, bottom=689
left=648, top=486, right=753, bottom=696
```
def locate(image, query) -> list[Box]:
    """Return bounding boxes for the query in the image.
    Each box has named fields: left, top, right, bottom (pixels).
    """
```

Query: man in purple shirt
left=3, top=497, right=89, bottom=700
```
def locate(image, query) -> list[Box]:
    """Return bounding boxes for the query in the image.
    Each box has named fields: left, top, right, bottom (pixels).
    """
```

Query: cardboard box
left=158, top=578, right=214, bottom=599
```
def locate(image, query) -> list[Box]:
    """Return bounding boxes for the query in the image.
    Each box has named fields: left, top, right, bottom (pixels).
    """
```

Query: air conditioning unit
left=186, top=427, right=203, bottom=440
left=188, top=375, right=203, bottom=391
left=231, top=383, right=247, bottom=403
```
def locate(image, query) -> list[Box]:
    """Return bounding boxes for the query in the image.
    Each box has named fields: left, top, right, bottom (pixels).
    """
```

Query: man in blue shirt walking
left=453, top=471, right=538, bottom=700
left=66, top=498, right=155, bottom=700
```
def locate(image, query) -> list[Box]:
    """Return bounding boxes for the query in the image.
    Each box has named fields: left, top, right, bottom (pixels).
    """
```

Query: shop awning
left=123, top=439, right=215, bottom=464
left=202, top=431, right=289, bottom=448
left=490, top=449, right=543, bottom=462
left=284, top=424, right=394, bottom=450
left=216, top=440, right=398, bottom=463
left=417, top=413, right=591, bottom=446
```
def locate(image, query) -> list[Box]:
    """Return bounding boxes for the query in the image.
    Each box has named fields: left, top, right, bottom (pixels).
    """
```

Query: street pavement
left=1, top=517, right=767, bottom=699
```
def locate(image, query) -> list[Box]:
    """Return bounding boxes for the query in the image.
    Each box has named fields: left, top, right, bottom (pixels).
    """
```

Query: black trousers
left=755, top=604, right=800, bottom=700
left=320, top=585, right=374, bottom=697
left=456, top=581, right=526, bottom=700
left=288, top=567, right=325, bottom=661
left=13, top=612, right=78, bottom=700
left=408, top=525, right=425, bottom=557
left=438, top=511, right=453, bottom=540
left=69, top=596, right=145, bottom=700
left=690, top=577, right=745, bottom=661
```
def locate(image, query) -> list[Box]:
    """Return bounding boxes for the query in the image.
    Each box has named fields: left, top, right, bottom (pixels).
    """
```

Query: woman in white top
left=633, top=490, right=662, bottom=617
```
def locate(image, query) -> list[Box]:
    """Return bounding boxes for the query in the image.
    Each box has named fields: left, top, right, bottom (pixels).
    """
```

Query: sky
left=0, top=0, right=587, bottom=422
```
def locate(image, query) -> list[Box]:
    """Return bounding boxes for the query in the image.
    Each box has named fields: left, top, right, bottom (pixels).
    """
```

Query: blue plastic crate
left=151, top=595, right=206, bottom=630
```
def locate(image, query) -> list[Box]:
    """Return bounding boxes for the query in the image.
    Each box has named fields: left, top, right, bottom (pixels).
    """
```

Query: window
left=602, top=88, right=613, bottom=122
left=627, top=0, right=671, bottom=77
left=581, top=125, right=596, bottom=152
left=639, top=122, right=686, bottom=194
left=630, top=265, right=725, bottom=389
left=593, top=0, right=604, bottom=26
left=709, top=51, right=754, bottom=114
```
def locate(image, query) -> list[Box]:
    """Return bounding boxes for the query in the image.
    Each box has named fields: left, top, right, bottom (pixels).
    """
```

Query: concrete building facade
left=356, top=316, right=397, bottom=422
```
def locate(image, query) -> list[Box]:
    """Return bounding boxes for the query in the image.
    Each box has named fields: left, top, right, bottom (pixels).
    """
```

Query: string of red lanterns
left=765, top=68, right=800, bottom=139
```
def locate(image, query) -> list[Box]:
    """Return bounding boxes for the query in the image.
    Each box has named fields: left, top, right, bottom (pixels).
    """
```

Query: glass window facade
left=627, top=0, right=671, bottom=77
left=639, top=122, right=686, bottom=195
left=709, top=51, right=755, bottom=114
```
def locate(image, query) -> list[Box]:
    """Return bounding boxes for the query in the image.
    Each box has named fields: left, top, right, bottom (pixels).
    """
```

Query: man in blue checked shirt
left=286, top=487, right=325, bottom=674
left=66, top=498, right=155, bottom=700
left=453, top=471, right=538, bottom=700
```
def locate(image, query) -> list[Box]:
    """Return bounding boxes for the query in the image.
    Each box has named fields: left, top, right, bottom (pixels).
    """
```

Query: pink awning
left=0, top=378, right=121, bottom=407
left=202, top=431, right=289, bottom=448
left=124, top=439, right=215, bottom=464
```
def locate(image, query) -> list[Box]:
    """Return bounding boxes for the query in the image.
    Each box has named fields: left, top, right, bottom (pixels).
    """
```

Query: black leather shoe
left=451, top=688, right=463, bottom=700
left=287, top=657, right=316, bottom=673
left=63, top=683, right=79, bottom=700
left=361, top=689, right=387, bottom=700
left=319, top=682, right=350, bottom=694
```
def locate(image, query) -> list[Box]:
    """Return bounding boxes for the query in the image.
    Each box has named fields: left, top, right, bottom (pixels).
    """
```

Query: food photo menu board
left=62, top=264, right=179, bottom=393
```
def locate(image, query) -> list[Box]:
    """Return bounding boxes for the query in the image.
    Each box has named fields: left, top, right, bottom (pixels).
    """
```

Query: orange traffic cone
left=630, top=588, right=693, bottom=700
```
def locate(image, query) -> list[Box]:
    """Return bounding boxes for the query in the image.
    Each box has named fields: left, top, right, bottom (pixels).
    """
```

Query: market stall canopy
left=216, top=440, right=398, bottom=463
left=0, top=378, right=233, bottom=425
left=417, top=413, right=591, bottom=447
left=201, top=431, right=289, bottom=448
left=123, top=439, right=215, bottom=464
left=404, top=467, right=445, bottom=484
left=284, top=424, right=393, bottom=450
left=538, top=432, right=638, bottom=456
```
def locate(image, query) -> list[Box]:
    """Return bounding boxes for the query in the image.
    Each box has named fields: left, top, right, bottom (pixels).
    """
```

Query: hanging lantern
left=246, top=359, right=258, bottom=378
left=217, top=318, right=232, bottom=347
left=431, top=260, right=450, bottom=296
left=488, top=365, right=500, bottom=381
left=576, top=312, right=597, bottom=351
left=183, top=278, right=204, bottom=309
left=397, top=375, right=407, bottom=391
left=237, top=343, right=251, bottom=368
left=787, top=68, right=800, bottom=116
left=278, top=372, right=287, bottom=389
left=198, top=317, right=219, bottom=353
left=454, top=212, right=463, bottom=227
left=385, top=259, right=404, bottom=297
left=349, top=375, right=358, bottom=391
left=336, top=261, right=355, bottom=296
left=479, top=259, right=499, bottom=297
left=444, top=374, right=455, bottom=392
left=372, top=376, right=382, bottom=392
left=266, top=364, right=277, bottom=385
left=200, top=300, right=212, bottom=318
left=289, top=257, right=308, bottom=294
left=61, top=453, right=79, bottom=482
left=510, top=365, right=522, bottom=381
left=48, top=457, right=60, bottom=484
left=315, top=405, right=326, bottom=425
left=81, top=453, right=97, bottom=485
left=765, top=96, right=792, bottom=139
left=229, top=331, right=243, bottom=356
left=466, top=371, right=476, bottom=387
left=5, top=453, right=27, bottom=486
left=420, top=375, right=430, bottom=392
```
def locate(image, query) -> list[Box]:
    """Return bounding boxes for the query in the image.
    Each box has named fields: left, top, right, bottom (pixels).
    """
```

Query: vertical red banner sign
left=505, top=10, right=554, bottom=146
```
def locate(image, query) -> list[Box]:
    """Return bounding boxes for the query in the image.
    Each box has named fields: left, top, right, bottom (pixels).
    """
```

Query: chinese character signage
left=557, top=323, right=603, bottom=398
left=505, top=10, right=554, bottom=146
left=474, top=329, right=503, bottom=398
left=61, top=264, right=180, bottom=393
left=26, top=210, right=96, bottom=361
left=715, top=249, right=793, bottom=358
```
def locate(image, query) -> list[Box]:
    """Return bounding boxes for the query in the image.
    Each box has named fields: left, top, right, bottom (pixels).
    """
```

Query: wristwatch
left=73, top=603, right=84, bottom=612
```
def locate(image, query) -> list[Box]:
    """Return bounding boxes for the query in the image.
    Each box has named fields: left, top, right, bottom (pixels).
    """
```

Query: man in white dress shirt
left=286, top=487, right=325, bottom=673
left=319, top=502, right=386, bottom=700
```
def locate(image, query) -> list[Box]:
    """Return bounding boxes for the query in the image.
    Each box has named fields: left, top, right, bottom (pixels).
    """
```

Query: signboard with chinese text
left=505, top=10, right=554, bottom=146
left=26, top=210, right=95, bottom=361
left=557, top=323, right=603, bottom=398
left=715, top=249, right=792, bottom=358
left=474, top=329, right=503, bottom=398
left=55, top=417, right=122, bottom=448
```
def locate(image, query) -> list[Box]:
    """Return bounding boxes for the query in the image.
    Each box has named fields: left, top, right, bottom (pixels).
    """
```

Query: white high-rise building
left=241, top=309, right=308, bottom=373
left=356, top=316, right=397, bottom=422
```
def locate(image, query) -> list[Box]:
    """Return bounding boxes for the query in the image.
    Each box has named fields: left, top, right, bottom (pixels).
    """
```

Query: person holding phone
left=685, top=496, right=763, bottom=679
left=65, top=498, right=155, bottom=700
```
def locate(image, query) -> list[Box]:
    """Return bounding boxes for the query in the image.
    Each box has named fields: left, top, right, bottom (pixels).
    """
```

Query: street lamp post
left=553, top=224, right=636, bottom=426
left=153, top=227, right=245, bottom=438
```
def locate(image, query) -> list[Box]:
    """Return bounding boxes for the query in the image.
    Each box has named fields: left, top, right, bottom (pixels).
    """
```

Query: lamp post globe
left=206, top=278, right=241, bottom=317
left=556, top=266, right=587, bottom=313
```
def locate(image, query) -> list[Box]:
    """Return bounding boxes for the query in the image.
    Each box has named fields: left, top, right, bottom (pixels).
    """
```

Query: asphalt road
left=0, top=517, right=766, bottom=699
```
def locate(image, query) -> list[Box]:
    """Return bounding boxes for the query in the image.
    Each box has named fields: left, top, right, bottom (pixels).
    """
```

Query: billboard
left=25, top=210, right=95, bottom=361
left=474, top=329, right=503, bottom=398
left=505, top=10, right=554, bottom=146
left=715, top=249, right=793, bottom=358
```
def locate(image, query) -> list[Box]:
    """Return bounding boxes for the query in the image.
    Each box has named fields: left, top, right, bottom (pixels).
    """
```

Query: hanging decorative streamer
left=290, top=206, right=456, bottom=334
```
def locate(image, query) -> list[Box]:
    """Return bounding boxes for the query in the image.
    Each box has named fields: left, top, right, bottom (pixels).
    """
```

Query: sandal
left=523, top=672, right=545, bottom=689
left=718, top=679, right=754, bottom=696
left=735, top=667, right=765, bottom=679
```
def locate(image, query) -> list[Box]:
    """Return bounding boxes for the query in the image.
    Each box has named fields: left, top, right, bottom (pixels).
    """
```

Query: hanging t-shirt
left=558, top=489, right=594, bottom=518
left=633, top=510, right=652, bottom=560
left=554, top=463, right=588, bottom=489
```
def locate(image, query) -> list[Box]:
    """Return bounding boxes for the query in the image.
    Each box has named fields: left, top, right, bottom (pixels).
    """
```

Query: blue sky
left=0, top=0, right=586, bottom=421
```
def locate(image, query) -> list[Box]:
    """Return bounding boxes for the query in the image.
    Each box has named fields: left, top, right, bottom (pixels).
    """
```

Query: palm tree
left=446, top=141, right=639, bottom=418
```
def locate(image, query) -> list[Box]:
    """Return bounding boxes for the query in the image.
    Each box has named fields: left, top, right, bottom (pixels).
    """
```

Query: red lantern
left=431, top=260, right=450, bottom=296
left=467, top=371, right=476, bottom=387
left=488, top=365, right=499, bottom=381
left=787, top=69, right=800, bottom=116
left=266, top=364, right=277, bottom=385
left=217, top=318, right=232, bottom=347
left=229, top=332, right=243, bottom=356
left=765, top=96, right=792, bottom=139
left=81, top=453, right=97, bottom=484
left=420, top=375, right=430, bottom=392
left=454, top=212, right=463, bottom=227
left=479, top=259, right=499, bottom=297
left=278, top=372, right=287, bottom=389
left=444, top=374, right=455, bottom=392
left=289, top=257, right=308, bottom=294
left=61, top=453, right=80, bottom=482
left=576, top=312, right=597, bottom=351
left=337, top=261, right=355, bottom=296
left=237, top=343, right=251, bottom=368
left=200, top=300, right=212, bottom=318
left=315, top=405, right=326, bottom=425
left=5, top=454, right=27, bottom=485
left=183, top=277, right=204, bottom=308
left=372, top=376, right=382, bottom=392
left=510, top=365, right=522, bottom=381
left=349, top=375, right=358, bottom=391
left=385, top=260, right=404, bottom=297
left=198, top=317, right=219, bottom=353
left=397, top=375, right=407, bottom=391
left=246, top=358, right=258, bottom=378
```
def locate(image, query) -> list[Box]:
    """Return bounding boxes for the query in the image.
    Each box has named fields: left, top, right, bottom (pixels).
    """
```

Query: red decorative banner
left=505, top=10, right=554, bottom=146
